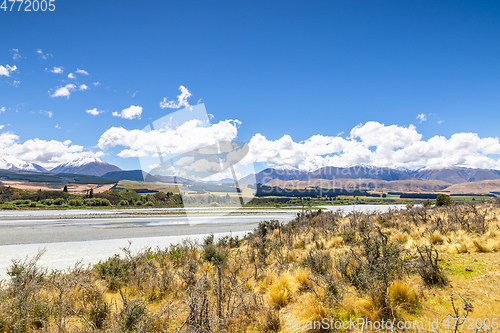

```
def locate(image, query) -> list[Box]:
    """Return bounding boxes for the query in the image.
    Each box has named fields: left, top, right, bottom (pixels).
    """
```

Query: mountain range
left=0, top=156, right=121, bottom=177
left=239, top=165, right=500, bottom=185
left=1, top=154, right=500, bottom=186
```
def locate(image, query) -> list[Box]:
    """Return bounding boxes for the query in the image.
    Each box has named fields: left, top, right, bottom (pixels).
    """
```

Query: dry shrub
left=266, top=272, right=299, bottom=309
left=410, top=230, right=420, bottom=239
left=430, top=231, right=444, bottom=245
left=472, top=240, right=491, bottom=253
left=259, top=309, right=280, bottom=333
left=387, top=281, right=419, bottom=312
left=416, top=245, right=448, bottom=286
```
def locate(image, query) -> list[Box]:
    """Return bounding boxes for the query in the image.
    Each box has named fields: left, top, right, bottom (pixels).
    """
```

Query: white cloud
left=0, top=125, right=4, bottom=130
left=240, top=121, right=500, bottom=171
left=112, top=105, right=142, bottom=120
left=98, top=119, right=240, bottom=158
left=0, top=65, right=17, bottom=77
left=160, top=85, right=192, bottom=109
left=75, top=68, right=89, bottom=75
left=36, top=49, right=52, bottom=60
left=68, top=73, right=76, bottom=79
left=79, top=84, right=89, bottom=91
left=93, top=82, right=100, bottom=86
left=50, top=84, right=76, bottom=98
left=55, top=124, right=61, bottom=129
left=40, top=110, right=53, bottom=118
left=0, top=107, right=5, bottom=113
left=10, top=49, right=20, bottom=60
left=49, top=66, right=64, bottom=74
left=13, top=80, right=20, bottom=87
left=417, top=113, right=427, bottom=122
left=0, top=132, right=103, bottom=169
left=85, top=108, right=103, bottom=116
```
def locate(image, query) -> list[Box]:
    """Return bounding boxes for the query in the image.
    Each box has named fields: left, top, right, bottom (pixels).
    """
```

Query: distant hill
left=240, top=165, right=500, bottom=189
left=0, top=169, right=118, bottom=184
left=103, top=170, right=159, bottom=182
left=50, top=157, right=121, bottom=177
left=410, top=167, right=500, bottom=184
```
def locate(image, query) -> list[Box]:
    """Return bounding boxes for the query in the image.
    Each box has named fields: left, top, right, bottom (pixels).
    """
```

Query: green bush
left=119, top=200, right=129, bottom=206
left=53, top=198, right=65, bottom=205
left=68, top=199, right=84, bottom=206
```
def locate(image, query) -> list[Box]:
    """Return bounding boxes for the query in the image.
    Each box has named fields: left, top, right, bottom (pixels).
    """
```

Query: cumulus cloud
left=241, top=121, right=500, bottom=171
left=0, top=65, right=17, bottom=77
left=85, top=108, right=103, bottom=116
left=0, top=132, right=104, bottom=169
left=112, top=105, right=142, bottom=120
left=79, top=84, right=89, bottom=91
left=0, top=125, right=4, bottom=130
left=48, top=66, right=64, bottom=74
left=50, top=84, right=76, bottom=98
left=67, top=73, right=76, bottom=79
left=160, top=85, right=192, bottom=109
left=98, top=119, right=240, bottom=158
left=0, top=107, right=5, bottom=113
left=75, top=68, right=89, bottom=75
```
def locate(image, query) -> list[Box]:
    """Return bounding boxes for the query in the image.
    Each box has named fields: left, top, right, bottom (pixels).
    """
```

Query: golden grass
left=327, top=236, right=343, bottom=248
left=453, top=242, right=469, bottom=254
left=430, top=231, right=445, bottom=244
left=293, top=267, right=313, bottom=291
left=266, top=272, right=299, bottom=309
left=394, top=232, right=409, bottom=244
left=472, top=239, right=492, bottom=253
left=387, top=281, right=420, bottom=312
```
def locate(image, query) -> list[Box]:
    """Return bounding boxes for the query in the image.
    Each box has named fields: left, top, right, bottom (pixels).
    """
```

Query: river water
left=0, top=204, right=404, bottom=279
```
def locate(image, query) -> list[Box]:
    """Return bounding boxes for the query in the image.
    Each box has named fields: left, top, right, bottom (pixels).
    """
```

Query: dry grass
left=266, top=272, right=299, bottom=309
left=387, top=281, right=420, bottom=312
left=2, top=201, right=500, bottom=332
left=453, top=242, right=469, bottom=254
left=430, top=231, right=445, bottom=244
left=472, top=239, right=492, bottom=253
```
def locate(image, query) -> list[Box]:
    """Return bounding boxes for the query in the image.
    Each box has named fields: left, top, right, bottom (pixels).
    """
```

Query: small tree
left=436, top=194, right=451, bottom=207
left=89, top=188, right=94, bottom=199
left=63, top=185, right=68, bottom=192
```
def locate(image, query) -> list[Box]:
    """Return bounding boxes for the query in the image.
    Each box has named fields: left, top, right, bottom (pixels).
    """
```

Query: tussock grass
left=388, top=281, right=420, bottom=312
left=453, top=242, right=468, bottom=254
left=472, top=240, right=492, bottom=253
left=266, top=272, right=299, bottom=309
left=394, top=232, right=409, bottom=244
left=430, top=231, right=444, bottom=245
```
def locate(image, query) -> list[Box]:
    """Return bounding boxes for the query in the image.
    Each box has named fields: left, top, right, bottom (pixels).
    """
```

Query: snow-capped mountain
left=50, top=157, right=121, bottom=177
left=0, top=156, right=47, bottom=172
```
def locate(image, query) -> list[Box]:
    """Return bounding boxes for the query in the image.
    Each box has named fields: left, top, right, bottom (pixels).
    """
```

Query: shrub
left=53, top=198, right=65, bottom=205
left=430, top=231, right=444, bottom=244
left=68, top=199, right=84, bottom=206
left=416, top=245, right=448, bottom=286
left=119, top=200, right=129, bottom=206
left=120, top=300, right=146, bottom=331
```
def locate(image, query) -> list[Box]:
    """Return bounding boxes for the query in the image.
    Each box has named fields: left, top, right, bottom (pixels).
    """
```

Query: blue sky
left=1, top=1, right=500, bottom=175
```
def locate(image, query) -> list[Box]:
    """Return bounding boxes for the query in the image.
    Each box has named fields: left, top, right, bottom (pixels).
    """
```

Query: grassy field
left=1, top=200, right=499, bottom=332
